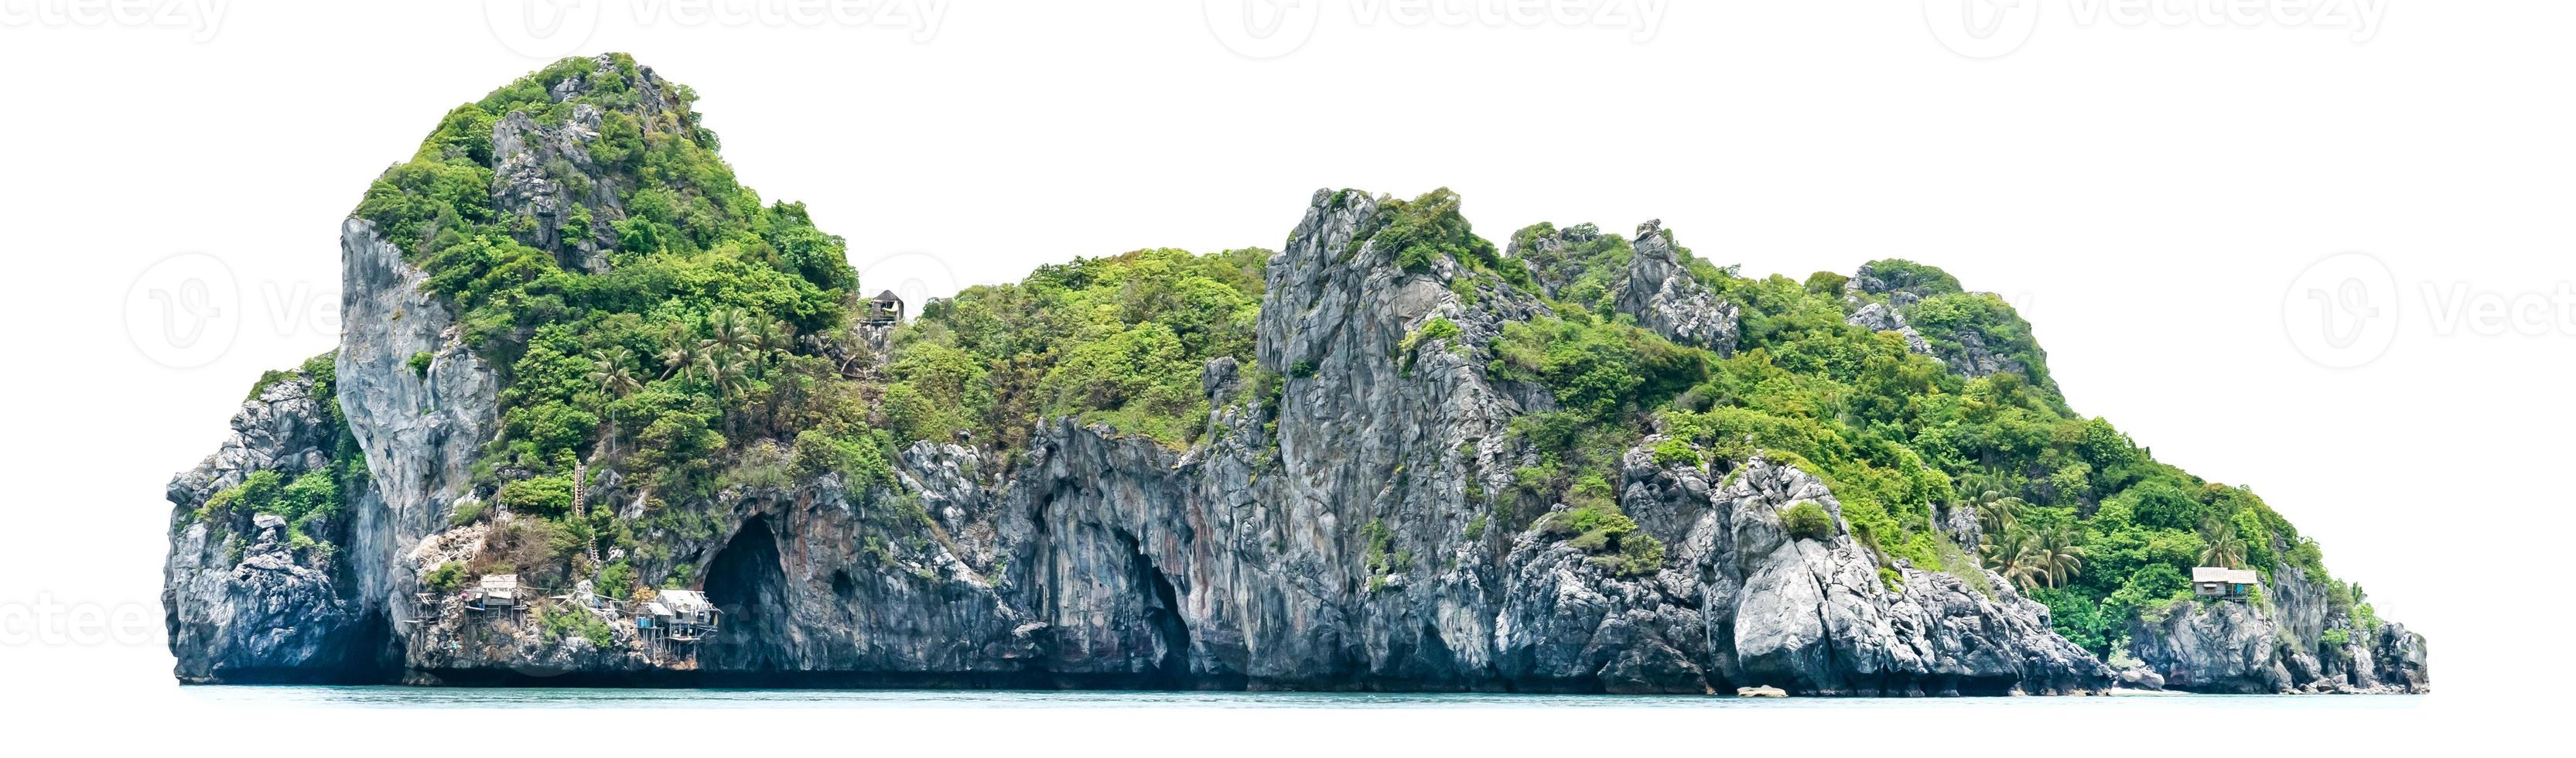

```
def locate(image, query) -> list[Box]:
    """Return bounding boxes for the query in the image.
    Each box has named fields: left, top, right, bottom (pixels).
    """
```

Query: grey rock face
left=161, top=377, right=371, bottom=682
left=335, top=218, right=501, bottom=623
left=1936, top=329, right=2021, bottom=379
left=1676, top=458, right=2106, bottom=695
left=1842, top=262, right=2023, bottom=379
left=1845, top=302, right=1934, bottom=356
left=2127, top=598, right=2294, bottom=693
left=166, top=379, right=335, bottom=510
left=490, top=109, right=617, bottom=271
left=488, top=53, right=690, bottom=272
left=2126, top=563, right=2429, bottom=694
left=169, top=187, right=2341, bottom=696
left=1614, top=220, right=1739, bottom=356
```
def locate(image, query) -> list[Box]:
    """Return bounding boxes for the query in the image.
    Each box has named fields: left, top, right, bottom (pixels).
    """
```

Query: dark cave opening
left=700, top=514, right=791, bottom=672
left=1136, top=551, right=1191, bottom=687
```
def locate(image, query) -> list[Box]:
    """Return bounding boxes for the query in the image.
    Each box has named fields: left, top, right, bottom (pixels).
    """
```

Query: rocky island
left=161, top=55, right=2427, bottom=695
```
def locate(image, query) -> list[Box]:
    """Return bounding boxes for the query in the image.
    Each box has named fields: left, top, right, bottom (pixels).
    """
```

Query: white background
left=0, top=1, right=2561, bottom=752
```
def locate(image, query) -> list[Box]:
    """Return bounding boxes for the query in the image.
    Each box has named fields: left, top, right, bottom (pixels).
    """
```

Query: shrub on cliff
left=1782, top=501, right=1835, bottom=541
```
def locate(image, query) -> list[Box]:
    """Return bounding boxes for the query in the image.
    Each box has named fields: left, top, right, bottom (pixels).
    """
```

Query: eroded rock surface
left=165, top=180, right=2416, bottom=695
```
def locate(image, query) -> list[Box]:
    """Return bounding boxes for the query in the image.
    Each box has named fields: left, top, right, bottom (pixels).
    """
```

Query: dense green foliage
left=1473, top=216, right=2377, bottom=655
left=1707, top=265, right=2372, bottom=654
left=1781, top=502, right=1836, bottom=541
left=1361, top=188, right=1531, bottom=289
left=885, top=247, right=1268, bottom=451
left=347, top=55, right=890, bottom=591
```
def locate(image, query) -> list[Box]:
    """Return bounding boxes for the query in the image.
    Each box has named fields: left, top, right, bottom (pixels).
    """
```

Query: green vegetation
left=1508, top=222, right=1630, bottom=311
left=1650, top=438, right=1702, bottom=469
left=333, top=56, right=2370, bottom=659
left=198, top=353, right=366, bottom=562
left=422, top=562, right=468, bottom=594
left=1360, top=188, right=1529, bottom=289
left=540, top=603, right=617, bottom=647
left=1471, top=224, right=2372, bottom=655
left=1780, top=501, right=1835, bottom=541
left=344, top=54, right=894, bottom=590
left=1533, top=476, right=1665, bottom=576
left=1846, top=259, right=2059, bottom=403
left=885, top=246, right=1266, bottom=451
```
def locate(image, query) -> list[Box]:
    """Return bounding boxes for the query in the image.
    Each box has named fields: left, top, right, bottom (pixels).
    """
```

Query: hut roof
left=871, top=289, right=902, bottom=302
left=659, top=589, right=712, bottom=614
left=2193, top=567, right=2260, bottom=584
left=477, top=573, right=520, bottom=600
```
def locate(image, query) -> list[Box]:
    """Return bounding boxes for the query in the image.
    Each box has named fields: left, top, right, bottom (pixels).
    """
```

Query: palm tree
left=1958, top=468, right=2015, bottom=504
left=583, top=347, right=641, bottom=459
left=586, top=348, right=641, bottom=398
left=657, top=324, right=702, bottom=380
left=751, top=319, right=791, bottom=354
left=2198, top=516, right=2247, bottom=568
left=705, top=308, right=753, bottom=357
left=734, top=318, right=791, bottom=378
left=1974, top=490, right=2023, bottom=538
left=698, top=348, right=749, bottom=398
left=2030, top=524, right=2086, bottom=589
left=1982, top=529, right=2042, bottom=592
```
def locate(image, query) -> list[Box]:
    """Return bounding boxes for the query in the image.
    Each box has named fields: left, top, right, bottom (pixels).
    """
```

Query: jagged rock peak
left=1614, top=219, right=1740, bottom=355
left=485, top=54, right=694, bottom=271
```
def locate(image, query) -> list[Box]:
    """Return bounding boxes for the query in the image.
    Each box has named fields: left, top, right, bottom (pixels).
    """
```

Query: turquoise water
left=186, top=686, right=2426, bottom=710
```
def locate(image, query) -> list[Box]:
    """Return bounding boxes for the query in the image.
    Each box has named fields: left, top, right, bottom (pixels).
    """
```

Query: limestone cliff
left=162, top=188, right=2120, bottom=692
left=159, top=56, right=2424, bottom=695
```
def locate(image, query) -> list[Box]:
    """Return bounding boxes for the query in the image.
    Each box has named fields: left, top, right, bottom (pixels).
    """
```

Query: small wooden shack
left=2192, top=566, right=2259, bottom=600
left=466, top=573, right=520, bottom=611
left=654, top=589, right=722, bottom=641
left=863, top=289, right=905, bottom=324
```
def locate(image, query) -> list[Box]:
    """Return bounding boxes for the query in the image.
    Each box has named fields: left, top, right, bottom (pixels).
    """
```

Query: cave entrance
left=699, top=514, right=791, bottom=674
left=1135, top=551, right=1191, bottom=688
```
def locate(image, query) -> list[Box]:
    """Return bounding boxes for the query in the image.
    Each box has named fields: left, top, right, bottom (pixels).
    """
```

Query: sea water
left=186, top=685, right=2426, bottom=710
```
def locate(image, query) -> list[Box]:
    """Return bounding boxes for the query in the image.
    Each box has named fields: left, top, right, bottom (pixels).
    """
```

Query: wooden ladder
left=574, top=459, right=598, bottom=564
